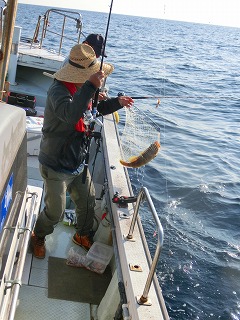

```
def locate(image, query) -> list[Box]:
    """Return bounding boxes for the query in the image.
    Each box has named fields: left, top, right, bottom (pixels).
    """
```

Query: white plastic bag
left=66, top=247, right=87, bottom=267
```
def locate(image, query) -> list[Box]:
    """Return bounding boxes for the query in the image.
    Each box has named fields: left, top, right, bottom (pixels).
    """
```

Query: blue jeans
left=34, top=164, right=95, bottom=237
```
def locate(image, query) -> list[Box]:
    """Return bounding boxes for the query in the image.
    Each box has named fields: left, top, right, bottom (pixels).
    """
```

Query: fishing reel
left=100, top=85, right=109, bottom=96
left=83, top=109, right=103, bottom=128
left=112, top=192, right=137, bottom=208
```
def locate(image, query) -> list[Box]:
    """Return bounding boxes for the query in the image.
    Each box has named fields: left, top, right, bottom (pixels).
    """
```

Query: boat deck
left=15, top=156, right=94, bottom=320
left=14, top=156, right=91, bottom=320
left=15, top=227, right=92, bottom=320
left=18, top=42, right=64, bottom=72
left=9, top=40, right=64, bottom=107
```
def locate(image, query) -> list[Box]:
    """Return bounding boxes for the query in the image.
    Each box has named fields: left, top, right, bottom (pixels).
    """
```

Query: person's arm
left=48, top=80, right=96, bottom=124
left=97, top=96, right=134, bottom=115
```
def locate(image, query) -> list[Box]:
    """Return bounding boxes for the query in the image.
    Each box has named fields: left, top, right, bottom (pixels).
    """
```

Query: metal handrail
left=8, top=191, right=39, bottom=320
left=0, top=191, right=23, bottom=264
left=0, top=190, right=27, bottom=319
left=31, top=8, right=83, bottom=55
left=0, top=189, right=39, bottom=320
left=126, top=186, right=164, bottom=305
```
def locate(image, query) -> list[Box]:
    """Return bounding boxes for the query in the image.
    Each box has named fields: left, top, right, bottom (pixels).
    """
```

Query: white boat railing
left=0, top=186, right=42, bottom=320
left=126, top=186, right=164, bottom=306
left=30, top=8, right=83, bottom=55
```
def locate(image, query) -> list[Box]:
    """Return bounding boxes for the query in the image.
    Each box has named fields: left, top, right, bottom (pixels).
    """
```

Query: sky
left=19, top=0, right=240, bottom=28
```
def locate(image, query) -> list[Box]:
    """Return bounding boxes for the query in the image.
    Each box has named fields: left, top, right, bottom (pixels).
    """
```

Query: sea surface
left=16, top=4, right=240, bottom=320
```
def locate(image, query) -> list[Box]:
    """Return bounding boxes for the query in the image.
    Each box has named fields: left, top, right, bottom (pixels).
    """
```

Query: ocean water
left=16, top=4, right=240, bottom=320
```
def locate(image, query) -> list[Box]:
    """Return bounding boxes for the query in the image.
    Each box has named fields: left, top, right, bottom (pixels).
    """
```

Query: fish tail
left=119, top=159, right=132, bottom=167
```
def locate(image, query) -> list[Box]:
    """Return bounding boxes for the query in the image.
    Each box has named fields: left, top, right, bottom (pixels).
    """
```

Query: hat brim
left=53, top=60, right=114, bottom=83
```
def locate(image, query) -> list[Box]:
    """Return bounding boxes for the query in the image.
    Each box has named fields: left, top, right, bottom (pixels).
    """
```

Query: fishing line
left=161, top=3, right=171, bottom=254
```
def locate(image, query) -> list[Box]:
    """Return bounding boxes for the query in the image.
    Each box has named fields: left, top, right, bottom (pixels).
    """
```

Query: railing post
left=34, top=9, right=83, bottom=55
left=125, top=186, right=164, bottom=305
left=126, top=187, right=144, bottom=240
left=59, top=16, right=66, bottom=55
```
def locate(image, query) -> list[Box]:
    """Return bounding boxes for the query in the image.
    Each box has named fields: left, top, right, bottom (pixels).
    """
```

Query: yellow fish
left=120, top=141, right=160, bottom=168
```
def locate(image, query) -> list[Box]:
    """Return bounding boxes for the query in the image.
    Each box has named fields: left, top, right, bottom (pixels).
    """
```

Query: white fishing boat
left=0, top=2, right=169, bottom=319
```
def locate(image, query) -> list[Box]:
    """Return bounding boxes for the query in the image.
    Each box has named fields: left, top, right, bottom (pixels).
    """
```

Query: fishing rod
left=131, top=96, right=162, bottom=100
left=92, top=0, right=114, bottom=116
left=82, top=0, right=114, bottom=184
left=130, top=95, right=239, bottom=100
left=119, top=93, right=239, bottom=108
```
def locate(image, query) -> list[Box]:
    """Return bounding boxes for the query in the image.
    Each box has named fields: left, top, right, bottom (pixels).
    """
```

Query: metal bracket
left=18, top=226, right=31, bottom=236
left=129, top=264, right=142, bottom=272
left=123, top=234, right=135, bottom=242
left=112, top=192, right=137, bottom=208
left=3, top=225, right=16, bottom=232
left=119, top=212, right=130, bottom=219
left=136, top=295, right=152, bottom=306
left=4, top=279, right=22, bottom=294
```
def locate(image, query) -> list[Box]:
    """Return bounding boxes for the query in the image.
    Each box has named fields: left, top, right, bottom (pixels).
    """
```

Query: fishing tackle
left=120, top=141, right=160, bottom=168
left=119, top=92, right=161, bottom=107
left=113, top=111, right=120, bottom=123
left=83, top=109, right=103, bottom=128
left=112, top=192, right=137, bottom=208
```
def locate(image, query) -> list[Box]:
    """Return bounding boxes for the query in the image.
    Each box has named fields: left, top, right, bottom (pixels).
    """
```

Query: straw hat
left=53, top=44, right=114, bottom=83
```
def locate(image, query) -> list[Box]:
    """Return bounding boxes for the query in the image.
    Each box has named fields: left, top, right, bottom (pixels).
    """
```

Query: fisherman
left=31, top=43, right=134, bottom=259
left=62, top=33, right=107, bottom=67
left=83, top=33, right=107, bottom=58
